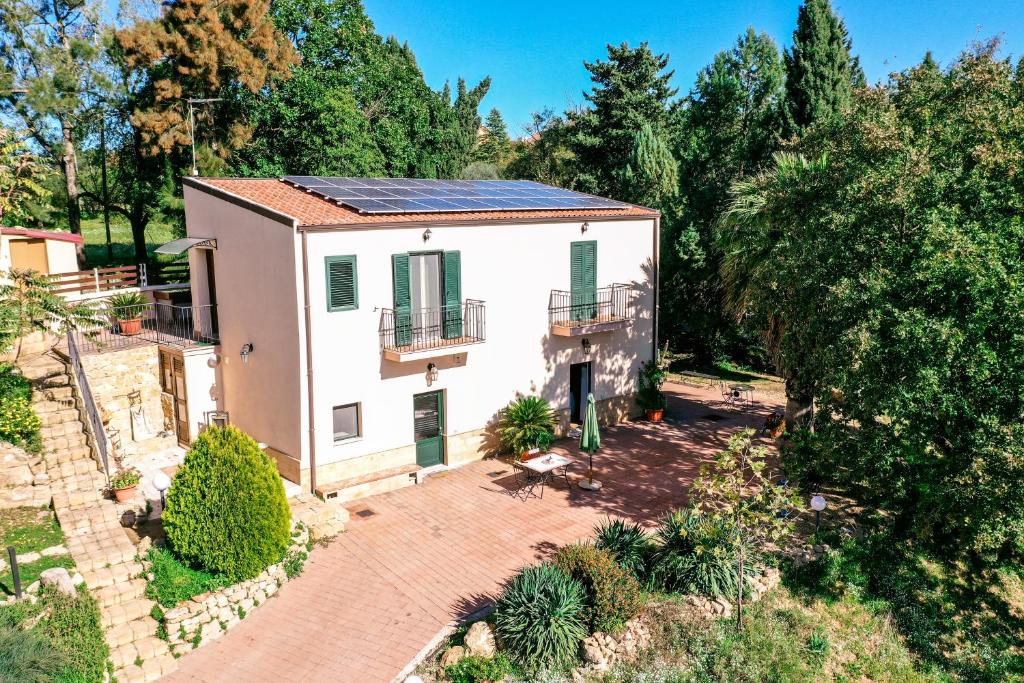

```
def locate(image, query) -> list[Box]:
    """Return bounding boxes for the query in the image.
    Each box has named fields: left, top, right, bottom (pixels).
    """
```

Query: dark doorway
left=204, top=249, right=219, bottom=335
left=569, top=361, right=592, bottom=424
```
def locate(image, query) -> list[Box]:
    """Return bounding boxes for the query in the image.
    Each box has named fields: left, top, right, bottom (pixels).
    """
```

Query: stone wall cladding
left=155, top=523, right=311, bottom=652
left=80, top=345, right=166, bottom=452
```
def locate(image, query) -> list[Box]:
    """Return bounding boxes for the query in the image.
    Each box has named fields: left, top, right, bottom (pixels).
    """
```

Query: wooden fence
left=50, top=265, right=140, bottom=296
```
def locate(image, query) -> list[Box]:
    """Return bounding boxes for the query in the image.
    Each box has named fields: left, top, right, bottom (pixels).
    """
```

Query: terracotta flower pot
left=113, top=485, right=137, bottom=503
left=646, top=408, right=664, bottom=422
left=118, top=318, right=143, bottom=336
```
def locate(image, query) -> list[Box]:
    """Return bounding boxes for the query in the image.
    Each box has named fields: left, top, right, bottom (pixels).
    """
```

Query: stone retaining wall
left=154, top=523, right=311, bottom=652
left=79, top=345, right=166, bottom=450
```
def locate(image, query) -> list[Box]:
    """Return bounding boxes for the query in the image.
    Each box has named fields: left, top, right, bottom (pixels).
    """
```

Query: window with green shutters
left=325, top=255, right=358, bottom=312
left=570, top=241, right=597, bottom=320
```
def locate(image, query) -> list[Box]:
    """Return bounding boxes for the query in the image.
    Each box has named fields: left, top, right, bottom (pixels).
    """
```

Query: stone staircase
left=22, top=353, right=178, bottom=683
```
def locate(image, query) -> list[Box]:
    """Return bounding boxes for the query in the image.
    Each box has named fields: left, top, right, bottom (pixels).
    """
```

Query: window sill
left=333, top=436, right=363, bottom=447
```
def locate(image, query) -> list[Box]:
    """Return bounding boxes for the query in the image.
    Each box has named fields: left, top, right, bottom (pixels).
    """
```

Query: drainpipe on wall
left=652, top=215, right=661, bottom=361
left=300, top=229, right=318, bottom=496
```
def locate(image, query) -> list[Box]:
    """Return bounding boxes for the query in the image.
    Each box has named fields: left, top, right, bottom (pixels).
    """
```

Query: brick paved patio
left=165, top=382, right=781, bottom=683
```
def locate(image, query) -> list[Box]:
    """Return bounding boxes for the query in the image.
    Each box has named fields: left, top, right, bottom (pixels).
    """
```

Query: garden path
left=165, top=382, right=781, bottom=683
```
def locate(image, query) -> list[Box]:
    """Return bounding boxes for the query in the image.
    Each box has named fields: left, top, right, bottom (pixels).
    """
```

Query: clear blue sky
left=363, top=0, right=1022, bottom=135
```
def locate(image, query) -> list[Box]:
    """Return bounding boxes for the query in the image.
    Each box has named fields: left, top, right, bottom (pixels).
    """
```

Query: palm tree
left=716, top=151, right=830, bottom=428
left=0, top=268, right=101, bottom=360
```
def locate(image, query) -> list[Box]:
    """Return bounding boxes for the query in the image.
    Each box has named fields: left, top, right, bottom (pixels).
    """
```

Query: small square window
left=333, top=403, right=360, bottom=442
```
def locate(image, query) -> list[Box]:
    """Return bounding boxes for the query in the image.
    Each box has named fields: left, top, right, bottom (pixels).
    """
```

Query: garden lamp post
left=153, top=471, right=172, bottom=513
left=811, top=495, right=827, bottom=534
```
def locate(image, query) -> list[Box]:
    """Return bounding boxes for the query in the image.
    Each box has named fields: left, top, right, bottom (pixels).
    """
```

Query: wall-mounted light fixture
left=426, top=362, right=439, bottom=383
left=240, top=343, right=254, bottom=364
left=581, top=221, right=590, bottom=234
left=423, top=228, right=432, bottom=242
left=581, top=338, right=592, bottom=355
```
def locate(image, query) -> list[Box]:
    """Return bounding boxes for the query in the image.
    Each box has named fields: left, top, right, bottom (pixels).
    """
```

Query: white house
left=179, top=176, right=660, bottom=500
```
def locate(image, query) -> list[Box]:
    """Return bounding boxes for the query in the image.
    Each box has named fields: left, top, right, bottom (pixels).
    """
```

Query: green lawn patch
left=80, top=216, right=180, bottom=267
left=0, top=506, right=65, bottom=554
left=145, top=546, right=229, bottom=607
left=667, top=358, right=784, bottom=394
left=1, top=554, right=76, bottom=596
left=0, top=586, right=110, bottom=682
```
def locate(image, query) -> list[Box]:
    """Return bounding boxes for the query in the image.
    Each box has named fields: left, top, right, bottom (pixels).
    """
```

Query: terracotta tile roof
left=188, top=177, right=658, bottom=228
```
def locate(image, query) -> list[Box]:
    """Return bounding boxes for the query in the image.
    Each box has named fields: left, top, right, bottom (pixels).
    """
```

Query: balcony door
left=410, top=252, right=443, bottom=344
left=391, top=251, right=463, bottom=348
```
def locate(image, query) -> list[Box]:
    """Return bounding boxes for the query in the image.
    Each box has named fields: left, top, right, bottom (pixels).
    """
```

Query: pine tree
left=783, top=0, right=861, bottom=136
left=0, top=0, right=107, bottom=263
left=477, top=108, right=511, bottom=165
left=569, top=42, right=677, bottom=197
left=619, top=123, right=678, bottom=208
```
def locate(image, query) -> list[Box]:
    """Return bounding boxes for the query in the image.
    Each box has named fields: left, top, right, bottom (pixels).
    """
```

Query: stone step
left=40, top=420, right=86, bottom=440
left=33, top=385, right=75, bottom=402
left=43, top=431, right=89, bottom=452
left=102, top=596, right=156, bottom=628
left=0, top=484, right=52, bottom=509
left=109, top=635, right=173, bottom=671
left=20, top=358, right=68, bottom=382
left=48, top=458, right=102, bottom=482
left=314, top=463, right=421, bottom=504
left=80, top=560, right=144, bottom=590
left=105, top=614, right=159, bottom=650
left=92, top=579, right=149, bottom=608
left=32, top=397, right=78, bottom=415
left=44, top=445, right=93, bottom=465
left=38, top=407, right=82, bottom=427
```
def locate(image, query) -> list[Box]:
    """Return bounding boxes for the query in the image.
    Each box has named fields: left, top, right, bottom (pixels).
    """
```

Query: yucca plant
left=498, top=395, right=557, bottom=456
left=106, top=292, right=148, bottom=321
left=494, top=563, right=588, bottom=672
left=649, top=509, right=757, bottom=598
left=593, top=518, right=653, bottom=583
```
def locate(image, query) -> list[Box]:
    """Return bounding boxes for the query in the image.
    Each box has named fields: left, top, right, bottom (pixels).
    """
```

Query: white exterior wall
left=182, top=187, right=306, bottom=463
left=303, top=218, right=656, bottom=474
left=0, top=234, right=79, bottom=275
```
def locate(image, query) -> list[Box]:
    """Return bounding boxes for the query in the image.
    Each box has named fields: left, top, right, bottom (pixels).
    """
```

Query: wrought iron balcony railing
left=379, top=300, right=486, bottom=357
left=69, top=302, right=218, bottom=353
left=548, top=284, right=634, bottom=334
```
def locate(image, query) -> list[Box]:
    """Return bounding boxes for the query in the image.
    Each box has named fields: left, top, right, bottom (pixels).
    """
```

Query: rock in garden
left=39, top=567, right=76, bottom=597
left=439, top=645, right=466, bottom=667
left=138, top=536, right=152, bottom=555
left=463, top=620, right=496, bottom=657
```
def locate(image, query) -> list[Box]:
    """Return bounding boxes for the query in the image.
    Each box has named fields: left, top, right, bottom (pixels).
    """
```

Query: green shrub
left=494, top=563, right=588, bottom=672
left=0, top=623, right=66, bottom=683
left=0, top=394, right=41, bottom=451
left=163, top=426, right=291, bottom=581
left=444, top=652, right=517, bottom=683
left=498, top=395, right=557, bottom=455
left=110, top=468, right=141, bottom=490
left=145, top=546, right=229, bottom=607
left=283, top=550, right=307, bottom=580
left=650, top=509, right=756, bottom=598
left=0, top=364, right=31, bottom=401
left=553, top=544, right=643, bottom=633
left=38, top=586, right=110, bottom=683
left=594, top=518, right=653, bottom=582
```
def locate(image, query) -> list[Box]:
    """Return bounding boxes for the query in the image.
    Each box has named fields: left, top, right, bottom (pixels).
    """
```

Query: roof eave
left=296, top=210, right=660, bottom=232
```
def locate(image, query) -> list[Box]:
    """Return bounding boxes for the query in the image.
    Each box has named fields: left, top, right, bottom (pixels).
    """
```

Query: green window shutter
left=570, top=241, right=597, bottom=320
left=391, top=253, right=412, bottom=346
left=325, top=255, right=358, bottom=312
left=442, top=251, right=463, bottom=339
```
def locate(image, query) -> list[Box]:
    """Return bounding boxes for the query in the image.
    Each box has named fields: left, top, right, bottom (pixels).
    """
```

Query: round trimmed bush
left=650, top=508, right=757, bottom=598
left=163, top=426, right=291, bottom=581
left=494, top=563, right=588, bottom=672
left=593, top=517, right=653, bottom=582
left=553, top=543, right=643, bottom=633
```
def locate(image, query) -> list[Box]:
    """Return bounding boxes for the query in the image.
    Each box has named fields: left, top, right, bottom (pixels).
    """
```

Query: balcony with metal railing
left=379, top=300, right=486, bottom=361
left=68, top=302, right=219, bottom=354
left=548, top=284, right=635, bottom=336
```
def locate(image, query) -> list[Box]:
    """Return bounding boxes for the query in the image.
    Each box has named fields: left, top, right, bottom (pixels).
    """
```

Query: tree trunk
left=61, top=121, right=85, bottom=267
left=130, top=215, right=148, bottom=265
left=784, top=376, right=814, bottom=431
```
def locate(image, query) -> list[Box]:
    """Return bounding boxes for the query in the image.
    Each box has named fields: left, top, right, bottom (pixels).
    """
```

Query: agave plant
left=498, top=395, right=557, bottom=456
left=106, top=292, right=149, bottom=321
left=649, top=509, right=758, bottom=598
left=494, top=563, right=588, bottom=672
left=593, top=517, right=653, bottom=583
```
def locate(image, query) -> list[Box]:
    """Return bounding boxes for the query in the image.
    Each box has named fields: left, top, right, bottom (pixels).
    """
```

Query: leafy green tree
left=0, top=269, right=100, bottom=359
left=505, top=109, right=576, bottom=187
left=721, top=43, right=1024, bottom=558
left=0, top=0, right=108, bottom=262
left=783, top=0, right=862, bottom=136
left=0, top=127, right=51, bottom=225
left=618, top=122, right=678, bottom=208
left=569, top=42, right=677, bottom=197
left=476, top=107, right=511, bottom=166
left=664, top=28, right=785, bottom=363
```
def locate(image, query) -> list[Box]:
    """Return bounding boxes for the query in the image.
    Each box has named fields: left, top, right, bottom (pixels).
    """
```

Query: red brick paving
left=164, top=383, right=780, bottom=683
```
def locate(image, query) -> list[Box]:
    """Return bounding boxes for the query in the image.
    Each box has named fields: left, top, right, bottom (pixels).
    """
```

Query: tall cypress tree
left=569, top=42, right=677, bottom=197
left=619, top=123, right=678, bottom=208
left=477, top=108, right=511, bottom=165
left=783, top=0, right=861, bottom=136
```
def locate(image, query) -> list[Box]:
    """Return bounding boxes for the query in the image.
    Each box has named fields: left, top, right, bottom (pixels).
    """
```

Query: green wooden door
left=442, top=250, right=463, bottom=339
left=414, top=391, right=444, bottom=467
left=570, top=241, right=597, bottom=320
left=392, top=253, right=412, bottom=346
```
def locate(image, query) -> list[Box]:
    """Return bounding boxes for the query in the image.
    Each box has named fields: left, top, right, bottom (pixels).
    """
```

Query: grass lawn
left=668, top=357, right=785, bottom=396
left=145, top=546, right=229, bottom=608
left=80, top=215, right=181, bottom=268
left=0, top=507, right=74, bottom=596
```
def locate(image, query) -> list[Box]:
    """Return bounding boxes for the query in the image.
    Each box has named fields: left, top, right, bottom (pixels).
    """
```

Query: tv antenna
left=187, top=97, right=223, bottom=176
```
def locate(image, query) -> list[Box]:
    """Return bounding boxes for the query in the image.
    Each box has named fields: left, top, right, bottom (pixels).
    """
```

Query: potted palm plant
left=637, top=356, right=668, bottom=422
left=498, top=395, right=557, bottom=460
left=110, top=468, right=141, bottom=503
left=107, top=292, right=148, bottom=336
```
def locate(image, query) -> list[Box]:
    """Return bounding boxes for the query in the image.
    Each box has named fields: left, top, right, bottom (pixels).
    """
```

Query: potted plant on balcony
left=110, top=468, right=141, bottom=503
left=637, top=356, right=668, bottom=422
left=107, top=292, right=148, bottom=336
left=498, top=395, right=557, bottom=460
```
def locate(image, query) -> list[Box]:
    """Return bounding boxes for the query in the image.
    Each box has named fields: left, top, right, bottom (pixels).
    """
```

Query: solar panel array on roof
left=280, top=176, right=633, bottom=215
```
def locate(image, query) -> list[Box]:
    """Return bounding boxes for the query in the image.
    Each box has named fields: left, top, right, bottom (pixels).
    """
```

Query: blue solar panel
left=280, top=176, right=632, bottom=215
